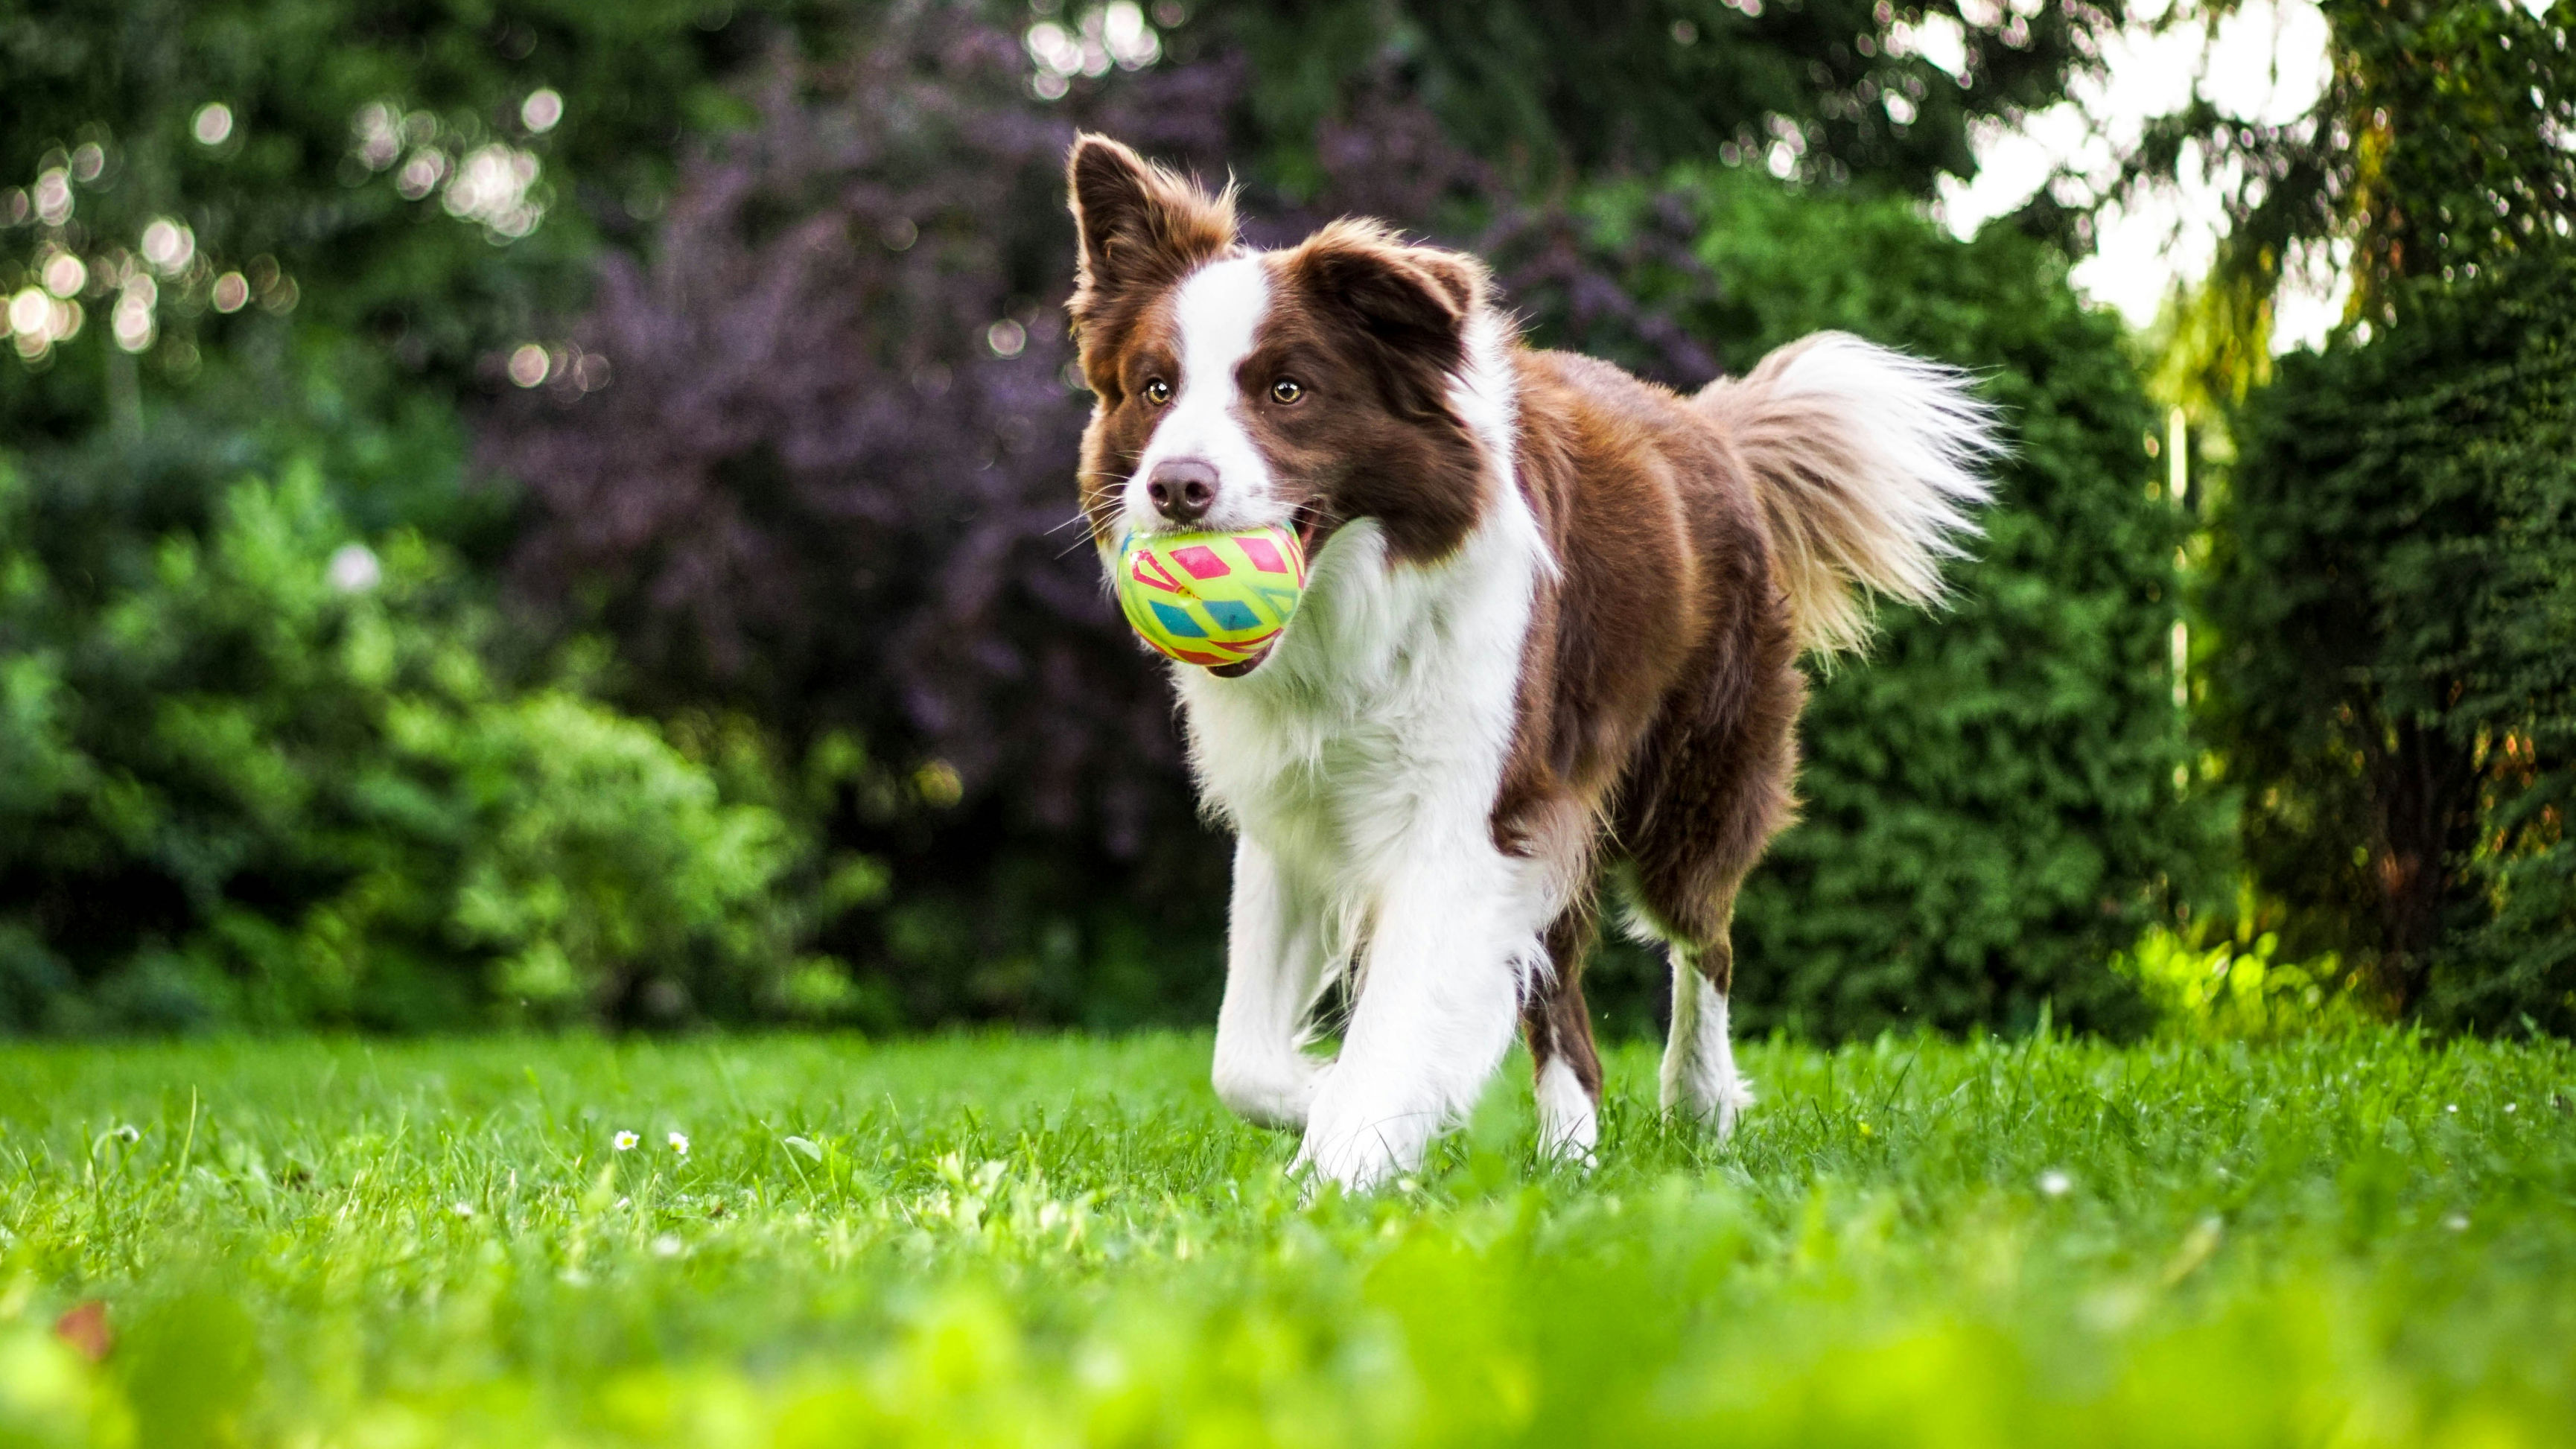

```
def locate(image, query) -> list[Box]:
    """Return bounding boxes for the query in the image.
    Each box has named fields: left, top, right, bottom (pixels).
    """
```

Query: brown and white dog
left=1066, top=136, right=1996, bottom=1189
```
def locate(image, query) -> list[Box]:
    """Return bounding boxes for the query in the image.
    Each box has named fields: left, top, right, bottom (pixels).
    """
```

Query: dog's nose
left=1146, top=459, right=1218, bottom=525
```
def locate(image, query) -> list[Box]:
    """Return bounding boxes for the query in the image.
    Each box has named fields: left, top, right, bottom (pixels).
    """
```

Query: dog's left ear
left=1284, top=221, right=1490, bottom=377
left=1066, top=136, right=1236, bottom=338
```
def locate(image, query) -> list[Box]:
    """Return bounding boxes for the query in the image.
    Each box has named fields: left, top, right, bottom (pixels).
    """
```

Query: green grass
left=3, top=1028, right=2573, bottom=1447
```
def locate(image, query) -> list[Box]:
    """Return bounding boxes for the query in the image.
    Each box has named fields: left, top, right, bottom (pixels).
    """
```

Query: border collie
left=1065, top=136, right=1997, bottom=1189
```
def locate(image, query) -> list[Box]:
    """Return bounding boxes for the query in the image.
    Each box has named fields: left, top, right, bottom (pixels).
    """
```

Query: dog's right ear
left=1066, top=136, right=1235, bottom=340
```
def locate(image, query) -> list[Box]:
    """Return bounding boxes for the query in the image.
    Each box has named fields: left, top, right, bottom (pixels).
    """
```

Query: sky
left=1927, top=0, right=2344, bottom=351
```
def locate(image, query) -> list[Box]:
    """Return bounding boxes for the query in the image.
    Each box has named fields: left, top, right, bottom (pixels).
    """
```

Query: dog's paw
left=1664, top=1071, right=1754, bottom=1140
left=1533, top=1059, right=1599, bottom=1168
left=1212, top=1054, right=1326, bottom=1131
left=1288, top=1136, right=1402, bottom=1203
left=1291, top=1095, right=1425, bottom=1197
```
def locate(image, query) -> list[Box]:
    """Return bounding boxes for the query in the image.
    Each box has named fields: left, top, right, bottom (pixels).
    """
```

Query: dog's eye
left=1269, top=378, right=1304, bottom=405
left=1143, top=378, right=1173, bottom=406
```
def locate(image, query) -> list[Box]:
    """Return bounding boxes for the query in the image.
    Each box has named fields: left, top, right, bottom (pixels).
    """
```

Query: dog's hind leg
left=1524, top=905, right=1603, bottom=1163
left=1623, top=608, right=1804, bottom=1138
left=1632, top=774, right=1780, bottom=1136
left=1656, top=926, right=1752, bottom=1135
left=1211, top=838, right=1329, bottom=1130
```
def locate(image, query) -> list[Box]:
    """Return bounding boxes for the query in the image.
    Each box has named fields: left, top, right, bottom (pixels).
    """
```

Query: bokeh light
left=112, top=275, right=156, bottom=353
left=398, top=151, right=448, bottom=200
left=40, top=251, right=86, bottom=298
left=7, top=288, right=52, bottom=340
left=326, top=544, right=383, bottom=593
left=141, top=217, right=196, bottom=273
left=1025, top=1, right=1160, bottom=99
left=353, top=102, right=401, bottom=170
left=509, top=343, right=550, bottom=386
left=192, top=102, right=234, bottom=146
left=8, top=290, right=83, bottom=358
left=34, top=168, right=71, bottom=225
left=444, top=144, right=544, bottom=238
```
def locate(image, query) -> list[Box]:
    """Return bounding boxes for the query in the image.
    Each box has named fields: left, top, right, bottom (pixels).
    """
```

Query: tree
left=0, top=0, right=782, bottom=535
left=2144, top=0, right=2576, bottom=1025
left=1204, top=0, right=2129, bottom=197
left=2114, top=0, right=2575, bottom=389
left=2201, top=255, right=2576, bottom=1024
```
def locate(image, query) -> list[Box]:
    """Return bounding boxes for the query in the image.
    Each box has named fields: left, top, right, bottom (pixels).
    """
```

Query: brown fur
left=1256, top=223, right=1494, bottom=564
left=1492, top=351, right=1804, bottom=1098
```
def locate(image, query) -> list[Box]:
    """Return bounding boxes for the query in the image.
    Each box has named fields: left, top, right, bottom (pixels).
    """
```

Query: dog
left=1065, top=135, right=1996, bottom=1189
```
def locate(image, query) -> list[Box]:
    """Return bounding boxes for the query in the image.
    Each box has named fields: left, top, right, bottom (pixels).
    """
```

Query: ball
left=1114, top=523, right=1308, bottom=670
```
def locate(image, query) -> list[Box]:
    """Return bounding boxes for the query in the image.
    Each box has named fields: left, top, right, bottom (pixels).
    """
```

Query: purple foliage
left=477, top=6, right=1720, bottom=912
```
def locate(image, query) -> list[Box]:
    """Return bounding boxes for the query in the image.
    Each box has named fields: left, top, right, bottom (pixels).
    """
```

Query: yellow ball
left=1114, top=524, right=1308, bottom=669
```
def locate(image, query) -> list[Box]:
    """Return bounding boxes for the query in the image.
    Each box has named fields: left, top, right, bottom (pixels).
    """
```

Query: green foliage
left=2120, top=0, right=2576, bottom=410
left=0, top=0, right=772, bottom=386
left=0, top=461, right=871, bottom=1033
left=0, top=0, right=813, bottom=574
left=2201, top=251, right=2576, bottom=1031
left=3, top=1028, right=2573, bottom=1443
left=2117, top=917, right=2347, bottom=1039
left=1581, top=172, right=2215, bottom=1038
left=0, top=2, right=892, bottom=1034
left=1210, top=0, right=2128, bottom=197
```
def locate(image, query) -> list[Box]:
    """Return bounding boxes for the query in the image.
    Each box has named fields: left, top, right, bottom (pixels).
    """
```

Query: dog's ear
left=1066, top=136, right=1235, bottom=334
left=1284, top=221, right=1489, bottom=375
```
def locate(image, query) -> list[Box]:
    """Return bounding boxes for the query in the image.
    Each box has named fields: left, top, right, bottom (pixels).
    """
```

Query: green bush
left=0, top=461, right=877, bottom=1033
left=2114, top=911, right=2348, bottom=1040
left=2201, top=253, right=2576, bottom=1031
left=1580, top=172, right=2216, bottom=1038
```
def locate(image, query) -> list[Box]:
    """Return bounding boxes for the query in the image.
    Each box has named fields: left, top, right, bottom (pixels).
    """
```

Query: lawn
left=3, top=1027, right=2572, bottom=1447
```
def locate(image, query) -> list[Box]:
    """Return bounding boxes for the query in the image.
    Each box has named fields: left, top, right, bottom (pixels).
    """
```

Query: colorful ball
left=1114, top=524, right=1308, bottom=670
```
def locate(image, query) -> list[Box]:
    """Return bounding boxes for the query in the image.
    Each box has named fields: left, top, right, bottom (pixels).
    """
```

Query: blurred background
left=0, top=0, right=2567, bottom=1041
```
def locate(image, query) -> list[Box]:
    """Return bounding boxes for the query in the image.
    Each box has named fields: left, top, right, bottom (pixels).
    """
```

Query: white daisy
left=613, top=1130, right=639, bottom=1151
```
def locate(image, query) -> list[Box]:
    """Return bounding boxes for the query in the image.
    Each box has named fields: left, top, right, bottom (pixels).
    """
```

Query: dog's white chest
left=1174, top=515, right=1541, bottom=896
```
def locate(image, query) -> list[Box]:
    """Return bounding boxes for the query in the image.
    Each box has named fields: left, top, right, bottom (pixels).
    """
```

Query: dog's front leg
left=1294, top=851, right=1535, bottom=1190
left=1210, top=838, right=1328, bottom=1130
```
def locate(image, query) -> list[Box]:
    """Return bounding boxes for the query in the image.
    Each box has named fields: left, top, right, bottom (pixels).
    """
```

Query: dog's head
left=1066, top=136, right=1495, bottom=586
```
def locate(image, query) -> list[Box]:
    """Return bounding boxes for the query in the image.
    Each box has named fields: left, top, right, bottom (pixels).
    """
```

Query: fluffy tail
left=1694, top=332, right=2000, bottom=656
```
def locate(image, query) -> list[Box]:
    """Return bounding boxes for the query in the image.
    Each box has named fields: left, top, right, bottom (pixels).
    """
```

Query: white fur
left=1703, top=331, right=2000, bottom=655
left=1208, top=838, right=1329, bottom=1127
left=1659, top=952, right=1751, bottom=1134
left=1178, top=299, right=1560, bottom=1191
left=1533, top=1055, right=1599, bottom=1165
left=1122, top=256, right=1279, bottom=537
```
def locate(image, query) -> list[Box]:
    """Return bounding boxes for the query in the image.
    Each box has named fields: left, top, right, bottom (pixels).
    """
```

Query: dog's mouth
left=1204, top=502, right=1332, bottom=680
left=1291, top=499, right=1332, bottom=559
